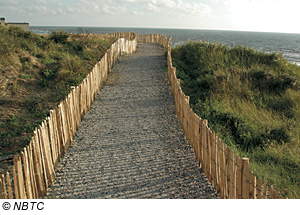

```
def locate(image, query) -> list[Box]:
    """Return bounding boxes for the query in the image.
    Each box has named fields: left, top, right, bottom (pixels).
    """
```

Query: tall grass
left=172, top=41, right=300, bottom=198
left=0, top=27, right=113, bottom=157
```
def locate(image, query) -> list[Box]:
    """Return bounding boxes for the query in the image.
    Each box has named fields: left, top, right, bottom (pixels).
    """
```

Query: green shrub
left=68, top=40, right=85, bottom=53
left=172, top=41, right=300, bottom=198
left=39, top=63, right=59, bottom=87
left=49, top=31, right=69, bottom=44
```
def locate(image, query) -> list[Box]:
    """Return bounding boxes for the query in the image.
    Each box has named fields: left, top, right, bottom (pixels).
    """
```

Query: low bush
left=48, top=31, right=69, bottom=44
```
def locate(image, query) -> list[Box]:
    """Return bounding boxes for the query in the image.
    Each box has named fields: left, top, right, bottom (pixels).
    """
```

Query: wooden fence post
left=242, top=158, right=250, bottom=199
left=13, top=155, right=26, bottom=199
left=47, top=116, right=56, bottom=166
left=197, top=118, right=203, bottom=168
left=66, top=95, right=74, bottom=144
left=228, top=149, right=235, bottom=199
left=37, top=128, right=48, bottom=193
left=12, top=164, right=18, bottom=199
left=60, top=101, right=69, bottom=151
left=0, top=174, right=7, bottom=199
left=40, top=122, right=55, bottom=186
left=249, top=172, right=256, bottom=199
left=187, top=107, right=193, bottom=147
left=220, top=140, right=226, bottom=198
left=262, top=183, right=268, bottom=199
left=27, top=144, right=38, bottom=199
left=6, top=172, right=13, bottom=199
left=87, top=74, right=91, bottom=111
left=75, top=86, right=81, bottom=129
left=201, top=120, right=207, bottom=174
left=224, top=145, right=229, bottom=198
left=32, top=131, right=45, bottom=198
left=71, top=87, right=79, bottom=134
left=194, top=115, right=200, bottom=162
left=236, top=155, right=242, bottom=199
left=257, top=178, right=262, bottom=199
left=210, top=131, right=216, bottom=188
left=63, top=98, right=71, bottom=148
left=269, top=185, right=276, bottom=199
left=21, top=150, right=33, bottom=199
left=65, top=97, right=72, bottom=148
left=207, top=129, right=212, bottom=181
left=56, top=105, right=64, bottom=159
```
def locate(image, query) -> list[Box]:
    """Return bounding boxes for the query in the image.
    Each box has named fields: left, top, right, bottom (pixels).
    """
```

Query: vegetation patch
left=172, top=41, right=300, bottom=198
left=0, top=27, right=114, bottom=159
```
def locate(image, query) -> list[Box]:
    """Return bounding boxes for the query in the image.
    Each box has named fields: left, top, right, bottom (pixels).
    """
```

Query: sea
left=30, top=26, right=300, bottom=66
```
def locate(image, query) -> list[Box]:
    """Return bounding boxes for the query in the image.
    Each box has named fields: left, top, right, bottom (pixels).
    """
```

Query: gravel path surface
left=46, top=43, right=219, bottom=199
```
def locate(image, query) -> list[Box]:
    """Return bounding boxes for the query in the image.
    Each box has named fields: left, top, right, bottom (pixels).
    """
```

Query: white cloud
left=50, top=8, right=66, bottom=15
left=66, top=0, right=128, bottom=15
left=8, top=0, right=18, bottom=4
left=102, top=5, right=128, bottom=15
left=176, top=0, right=211, bottom=16
left=132, top=11, right=144, bottom=16
left=0, top=0, right=211, bottom=19
left=31, top=5, right=48, bottom=14
left=127, top=0, right=211, bottom=17
left=144, top=2, right=161, bottom=12
left=34, top=0, right=46, bottom=4
left=6, top=6, right=21, bottom=13
left=0, top=0, right=298, bottom=33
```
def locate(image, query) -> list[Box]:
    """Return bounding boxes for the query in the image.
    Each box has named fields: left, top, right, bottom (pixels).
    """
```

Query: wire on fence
left=1, top=33, right=280, bottom=200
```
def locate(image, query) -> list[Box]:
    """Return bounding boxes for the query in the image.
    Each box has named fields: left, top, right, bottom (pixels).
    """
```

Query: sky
left=0, top=0, right=300, bottom=34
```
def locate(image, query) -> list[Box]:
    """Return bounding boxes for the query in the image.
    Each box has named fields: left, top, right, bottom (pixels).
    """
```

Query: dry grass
left=0, top=27, right=114, bottom=159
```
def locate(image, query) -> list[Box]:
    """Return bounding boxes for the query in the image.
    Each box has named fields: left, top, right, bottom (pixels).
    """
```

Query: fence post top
left=242, top=158, right=250, bottom=165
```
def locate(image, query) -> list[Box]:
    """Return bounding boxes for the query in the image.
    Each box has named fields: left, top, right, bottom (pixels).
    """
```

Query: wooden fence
left=0, top=32, right=137, bottom=199
left=138, top=34, right=281, bottom=199
left=0, top=32, right=281, bottom=199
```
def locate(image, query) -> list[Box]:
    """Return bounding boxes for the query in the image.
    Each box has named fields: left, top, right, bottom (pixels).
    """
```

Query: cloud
left=67, top=0, right=128, bottom=15
left=50, top=8, right=66, bottom=15
left=144, top=2, right=161, bottom=12
left=34, top=0, right=46, bottom=4
left=176, top=0, right=211, bottom=16
left=142, top=0, right=176, bottom=11
left=1, top=0, right=211, bottom=19
left=5, top=5, right=23, bottom=13
left=132, top=11, right=144, bottom=16
left=28, top=5, right=48, bottom=15
left=8, top=0, right=19, bottom=4
left=126, top=0, right=211, bottom=17
left=102, top=5, right=128, bottom=15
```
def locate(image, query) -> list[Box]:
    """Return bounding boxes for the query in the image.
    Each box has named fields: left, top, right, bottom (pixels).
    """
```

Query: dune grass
left=172, top=41, right=300, bottom=198
left=0, top=27, right=114, bottom=158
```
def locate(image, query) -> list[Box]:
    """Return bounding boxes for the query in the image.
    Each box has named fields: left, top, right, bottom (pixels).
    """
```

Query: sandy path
left=46, top=43, right=218, bottom=199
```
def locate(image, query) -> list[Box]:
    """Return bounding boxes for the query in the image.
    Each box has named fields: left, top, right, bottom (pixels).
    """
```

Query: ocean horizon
left=30, top=26, right=300, bottom=34
left=30, top=26, right=300, bottom=66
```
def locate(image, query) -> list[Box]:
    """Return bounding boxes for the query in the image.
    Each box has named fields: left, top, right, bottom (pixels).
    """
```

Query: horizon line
left=29, top=25, right=300, bottom=35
